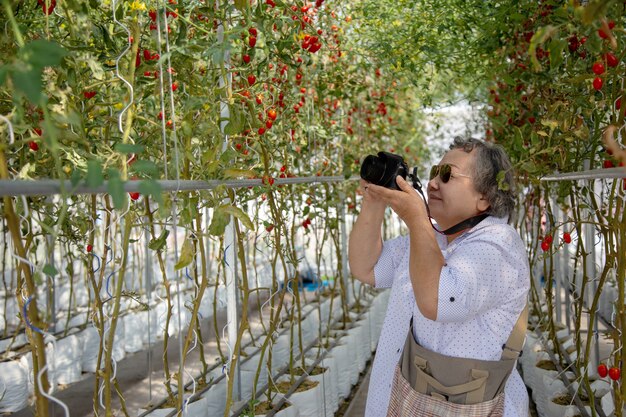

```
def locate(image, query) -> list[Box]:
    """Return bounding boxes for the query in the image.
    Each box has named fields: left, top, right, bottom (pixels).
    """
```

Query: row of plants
left=0, top=179, right=391, bottom=416
left=0, top=0, right=427, bottom=415
left=479, top=1, right=626, bottom=416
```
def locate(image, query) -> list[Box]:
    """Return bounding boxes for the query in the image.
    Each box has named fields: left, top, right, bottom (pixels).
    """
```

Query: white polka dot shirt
left=364, top=215, right=530, bottom=417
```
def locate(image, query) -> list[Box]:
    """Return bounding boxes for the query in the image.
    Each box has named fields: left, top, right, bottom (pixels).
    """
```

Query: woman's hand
left=358, top=179, right=387, bottom=210
left=365, top=176, right=428, bottom=227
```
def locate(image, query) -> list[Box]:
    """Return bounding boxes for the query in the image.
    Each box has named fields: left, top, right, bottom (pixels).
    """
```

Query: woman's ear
left=477, top=195, right=490, bottom=212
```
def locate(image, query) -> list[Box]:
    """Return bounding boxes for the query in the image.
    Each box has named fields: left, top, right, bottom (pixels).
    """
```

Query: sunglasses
left=429, top=164, right=471, bottom=183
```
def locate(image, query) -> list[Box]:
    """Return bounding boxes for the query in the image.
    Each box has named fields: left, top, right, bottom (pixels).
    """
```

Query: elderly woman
left=349, top=138, right=529, bottom=417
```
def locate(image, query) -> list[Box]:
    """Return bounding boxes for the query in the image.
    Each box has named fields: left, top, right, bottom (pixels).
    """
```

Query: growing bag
left=386, top=306, right=527, bottom=417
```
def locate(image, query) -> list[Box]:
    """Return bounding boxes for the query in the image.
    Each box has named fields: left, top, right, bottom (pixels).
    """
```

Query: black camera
left=360, top=151, right=408, bottom=190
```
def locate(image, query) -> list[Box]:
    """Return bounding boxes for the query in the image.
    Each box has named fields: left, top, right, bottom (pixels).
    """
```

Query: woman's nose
left=427, top=177, right=439, bottom=191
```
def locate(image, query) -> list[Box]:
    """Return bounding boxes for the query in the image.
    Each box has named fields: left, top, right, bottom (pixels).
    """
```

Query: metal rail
left=2, top=166, right=623, bottom=198
left=541, top=167, right=626, bottom=181
left=0, top=176, right=355, bottom=198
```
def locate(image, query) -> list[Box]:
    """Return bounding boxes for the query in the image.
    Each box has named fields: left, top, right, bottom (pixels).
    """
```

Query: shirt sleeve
left=436, top=226, right=528, bottom=323
left=373, top=235, right=409, bottom=289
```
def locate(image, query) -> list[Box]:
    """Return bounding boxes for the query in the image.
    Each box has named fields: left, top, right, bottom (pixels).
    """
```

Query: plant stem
left=0, top=148, right=50, bottom=417
left=103, top=210, right=133, bottom=416
left=144, top=198, right=176, bottom=403
left=2, top=0, right=25, bottom=47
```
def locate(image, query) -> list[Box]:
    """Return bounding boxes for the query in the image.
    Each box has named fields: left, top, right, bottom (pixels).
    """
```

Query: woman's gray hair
left=449, top=137, right=516, bottom=219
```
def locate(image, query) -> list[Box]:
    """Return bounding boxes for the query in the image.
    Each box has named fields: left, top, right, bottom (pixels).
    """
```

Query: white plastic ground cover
left=0, top=360, right=29, bottom=412
left=0, top=284, right=386, bottom=415
left=19, top=342, right=56, bottom=395
left=240, top=346, right=269, bottom=402
left=0, top=295, right=21, bottom=333
left=304, top=355, right=338, bottom=417
left=79, top=320, right=126, bottom=373
left=54, top=334, right=83, bottom=385
left=138, top=395, right=209, bottom=417
left=327, top=335, right=351, bottom=400
left=203, top=370, right=227, bottom=417
left=282, top=375, right=323, bottom=417
left=253, top=400, right=299, bottom=417
left=0, top=332, right=28, bottom=357
left=0, top=281, right=212, bottom=353
left=124, top=311, right=146, bottom=353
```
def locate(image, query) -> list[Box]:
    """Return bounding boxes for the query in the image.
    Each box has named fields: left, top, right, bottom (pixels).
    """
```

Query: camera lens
left=360, top=152, right=408, bottom=190
left=360, top=154, right=388, bottom=185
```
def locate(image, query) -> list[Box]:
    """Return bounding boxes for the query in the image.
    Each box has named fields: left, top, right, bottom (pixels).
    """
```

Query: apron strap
left=501, top=304, right=528, bottom=360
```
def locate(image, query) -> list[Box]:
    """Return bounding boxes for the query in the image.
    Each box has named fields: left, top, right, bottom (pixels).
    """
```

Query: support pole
left=338, top=192, right=351, bottom=305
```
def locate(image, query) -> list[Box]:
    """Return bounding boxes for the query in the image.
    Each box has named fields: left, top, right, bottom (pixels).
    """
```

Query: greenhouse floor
left=7, top=287, right=616, bottom=417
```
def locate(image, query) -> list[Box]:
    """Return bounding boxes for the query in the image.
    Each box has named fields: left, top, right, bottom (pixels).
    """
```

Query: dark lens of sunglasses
left=429, top=164, right=452, bottom=182
left=440, top=164, right=451, bottom=183
left=429, top=166, right=438, bottom=181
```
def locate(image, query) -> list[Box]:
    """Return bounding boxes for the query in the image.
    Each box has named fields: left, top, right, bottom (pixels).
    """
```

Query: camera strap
left=409, top=168, right=489, bottom=236
left=438, top=213, right=489, bottom=235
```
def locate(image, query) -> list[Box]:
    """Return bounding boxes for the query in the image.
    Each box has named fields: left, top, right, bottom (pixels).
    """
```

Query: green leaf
left=208, top=207, right=230, bottom=236
left=223, top=105, right=244, bottom=135
left=174, top=237, right=194, bottom=270
left=70, top=168, right=82, bottom=187
left=12, top=69, right=43, bottom=104
left=106, top=169, right=126, bottom=210
left=581, top=0, right=615, bottom=25
left=222, top=168, right=256, bottom=179
left=115, top=1, right=124, bottom=20
left=234, top=0, right=247, bottom=11
left=20, top=40, right=68, bottom=69
left=549, top=38, right=566, bottom=71
left=114, top=143, right=145, bottom=154
left=176, top=20, right=188, bottom=46
left=138, top=179, right=164, bottom=205
left=211, top=48, right=224, bottom=66
left=148, top=228, right=170, bottom=251
left=43, top=264, right=58, bottom=277
left=529, top=25, right=557, bottom=72
left=131, top=160, right=159, bottom=177
left=0, top=66, right=8, bottom=86
left=65, top=262, right=74, bottom=277
left=496, top=170, right=510, bottom=191
left=86, top=160, right=104, bottom=188
left=218, top=204, right=254, bottom=231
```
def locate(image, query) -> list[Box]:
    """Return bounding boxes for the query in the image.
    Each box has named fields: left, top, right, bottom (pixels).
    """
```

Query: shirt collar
left=464, top=214, right=508, bottom=235
left=435, top=215, right=509, bottom=249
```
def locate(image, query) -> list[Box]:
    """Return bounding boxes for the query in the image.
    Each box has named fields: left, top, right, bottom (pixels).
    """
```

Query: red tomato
left=592, top=62, right=605, bottom=75
left=593, top=77, right=603, bottom=90
left=563, top=233, right=572, bottom=244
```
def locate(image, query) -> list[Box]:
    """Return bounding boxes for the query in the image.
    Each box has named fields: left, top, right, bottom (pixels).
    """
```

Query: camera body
left=360, top=151, right=408, bottom=190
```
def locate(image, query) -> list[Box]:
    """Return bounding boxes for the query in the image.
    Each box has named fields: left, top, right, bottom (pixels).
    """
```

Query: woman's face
left=426, top=148, right=489, bottom=230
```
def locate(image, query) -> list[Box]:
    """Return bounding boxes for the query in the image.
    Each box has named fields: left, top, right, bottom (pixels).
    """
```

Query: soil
left=253, top=400, right=291, bottom=414
left=292, top=365, right=327, bottom=376
left=536, top=359, right=557, bottom=371
left=275, top=378, right=319, bottom=393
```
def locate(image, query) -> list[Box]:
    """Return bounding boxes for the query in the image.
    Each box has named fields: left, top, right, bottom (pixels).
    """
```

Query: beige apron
left=386, top=306, right=528, bottom=417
